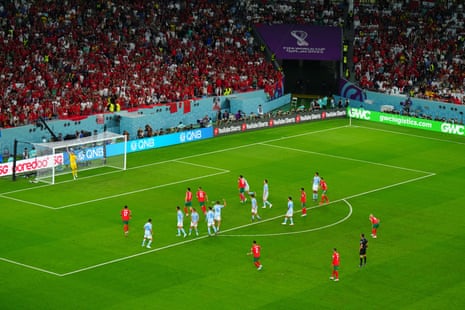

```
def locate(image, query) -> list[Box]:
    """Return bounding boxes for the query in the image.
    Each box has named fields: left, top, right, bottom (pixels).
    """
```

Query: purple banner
left=255, top=24, right=342, bottom=61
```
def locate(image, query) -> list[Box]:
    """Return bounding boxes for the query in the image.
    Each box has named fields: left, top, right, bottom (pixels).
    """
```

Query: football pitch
left=1, top=118, right=465, bottom=309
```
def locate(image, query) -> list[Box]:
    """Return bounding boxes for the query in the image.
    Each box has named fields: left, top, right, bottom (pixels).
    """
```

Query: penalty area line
left=59, top=235, right=212, bottom=277
left=0, top=256, right=61, bottom=277
left=56, top=170, right=229, bottom=210
left=1, top=168, right=435, bottom=276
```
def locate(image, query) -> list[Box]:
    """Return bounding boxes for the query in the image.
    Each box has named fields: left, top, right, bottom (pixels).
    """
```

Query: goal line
left=32, top=132, right=127, bottom=184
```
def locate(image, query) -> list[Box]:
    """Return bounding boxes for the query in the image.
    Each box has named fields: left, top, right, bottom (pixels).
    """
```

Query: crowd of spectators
left=2, top=0, right=465, bottom=131
left=0, top=0, right=283, bottom=128
left=351, top=1, right=465, bottom=104
left=243, top=0, right=346, bottom=26
left=247, top=0, right=465, bottom=105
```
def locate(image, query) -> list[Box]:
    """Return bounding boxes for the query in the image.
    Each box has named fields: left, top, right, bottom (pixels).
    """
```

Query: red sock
left=254, top=261, right=260, bottom=268
left=240, top=193, right=245, bottom=201
left=372, top=228, right=376, bottom=235
left=123, top=224, right=128, bottom=232
left=302, top=208, right=306, bottom=215
left=335, top=271, right=339, bottom=279
left=184, top=207, right=188, bottom=215
left=201, top=206, right=207, bottom=214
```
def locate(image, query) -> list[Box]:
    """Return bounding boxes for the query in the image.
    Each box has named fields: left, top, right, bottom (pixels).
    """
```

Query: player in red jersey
left=247, top=240, right=263, bottom=270
left=319, top=177, right=329, bottom=204
left=184, top=187, right=193, bottom=216
left=121, top=205, right=132, bottom=236
left=330, top=248, right=340, bottom=281
left=196, top=186, right=209, bottom=215
left=300, top=187, right=307, bottom=217
left=238, top=175, right=247, bottom=203
left=369, top=214, right=380, bottom=238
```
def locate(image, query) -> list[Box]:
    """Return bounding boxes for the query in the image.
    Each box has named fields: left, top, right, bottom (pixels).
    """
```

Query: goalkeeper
left=67, top=148, right=78, bottom=180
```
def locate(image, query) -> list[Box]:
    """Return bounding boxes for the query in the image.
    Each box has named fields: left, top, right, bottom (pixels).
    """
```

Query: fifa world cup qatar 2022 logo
left=290, top=30, right=309, bottom=46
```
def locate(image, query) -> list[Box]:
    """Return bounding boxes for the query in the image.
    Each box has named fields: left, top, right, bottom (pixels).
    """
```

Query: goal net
left=32, top=131, right=127, bottom=184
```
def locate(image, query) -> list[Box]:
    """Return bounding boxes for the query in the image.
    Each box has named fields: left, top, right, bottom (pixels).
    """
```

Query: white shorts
left=207, top=220, right=215, bottom=226
left=144, top=231, right=152, bottom=239
left=214, top=215, right=221, bottom=221
left=190, top=221, right=198, bottom=228
left=312, top=184, right=319, bottom=192
left=177, top=220, right=183, bottom=227
left=251, top=207, right=258, bottom=214
left=286, top=209, right=293, bottom=217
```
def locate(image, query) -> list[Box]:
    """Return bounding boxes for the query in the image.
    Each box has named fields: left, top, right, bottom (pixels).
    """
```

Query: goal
left=32, top=132, right=127, bottom=184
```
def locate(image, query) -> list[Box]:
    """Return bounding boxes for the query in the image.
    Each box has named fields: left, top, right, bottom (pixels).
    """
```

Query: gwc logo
left=441, top=123, right=465, bottom=135
left=349, top=108, right=371, bottom=120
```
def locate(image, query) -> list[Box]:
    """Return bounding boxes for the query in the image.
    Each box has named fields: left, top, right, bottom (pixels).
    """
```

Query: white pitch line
left=353, top=124, right=465, bottom=146
left=0, top=124, right=347, bottom=198
left=261, top=143, right=436, bottom=175
left=0, top=123, right=441, bottom=275
left=0, top=257, right=62, bottom=276
left=0, top=195, right=56, bottom=209
left=0, top=125, right=348, bottom=209
left=342, top=173, right=435, bottom=199
left=55, top=170, right=229, bottom=210
left=171, top=160, right=230, bottom=172
left=62, top=201, right=352, bottom=275
left=59, top=234, right=213, bottom=277
left=0, top=161, right=229, bottom=210
left=0, top=170, right=435, bottom=277
left=57, top=172, right=436, bottom=275
left=219, top=199, right=353, bottom=237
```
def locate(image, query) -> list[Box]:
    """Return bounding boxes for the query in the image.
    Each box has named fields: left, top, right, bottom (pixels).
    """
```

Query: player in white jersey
left=213, top=199, right=226, bottom=232
left=244, top=177, right=250, bottom=193
left=312, top=172, right=321, bottom=202
left=176, top=206, right=187, bottom=237
left=189, top=208, right=200, bottom=236
left=206, top=207, right=217, bottom=236
left=250, top=193, right=261, bottom=221
left=281, top=196, right=294, bottom=225
left=141, top=219, right=153, bottom=248
left=244, top=177, right=254, bottom=195
left=262, top=179, right=272, bottom=208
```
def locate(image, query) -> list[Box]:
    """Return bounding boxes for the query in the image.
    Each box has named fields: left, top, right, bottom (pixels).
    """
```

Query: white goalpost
left=32, top=131, right=127, bottom=184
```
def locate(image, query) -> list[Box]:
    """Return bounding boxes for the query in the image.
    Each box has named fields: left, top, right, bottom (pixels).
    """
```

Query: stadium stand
left=1, top=0, right=464, bottom=130
left=352, top=1, right=465, bottom=104
left=0, top=0, right=282, bottom=127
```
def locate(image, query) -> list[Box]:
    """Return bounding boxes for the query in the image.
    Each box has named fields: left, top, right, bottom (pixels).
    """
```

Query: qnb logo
left=290, top=30, right=309, bottom=46
left=180, top=130, right=202, bottom=142
left=349, top=108, right=371, bottom=120
left=441, top=123, right=465, bottom=135
left=130, top=138, right=155, bottom=151
left=77, top=151, right=86, bottom=161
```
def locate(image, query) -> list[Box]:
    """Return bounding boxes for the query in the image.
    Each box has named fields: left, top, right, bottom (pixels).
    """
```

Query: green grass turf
left=1, top=118, right=465, bottom=309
